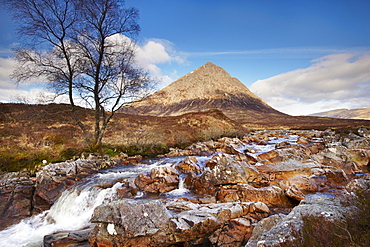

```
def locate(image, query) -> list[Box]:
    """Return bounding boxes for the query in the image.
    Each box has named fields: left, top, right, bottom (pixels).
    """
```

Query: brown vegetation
left=1, top=103, right=370, bottom=173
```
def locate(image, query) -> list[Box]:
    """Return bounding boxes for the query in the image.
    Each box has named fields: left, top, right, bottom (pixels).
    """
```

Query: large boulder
left=216, top=184, right=293, bottom=207
left=90, top=199, right=171, bottom=238
left=245, top=196, right=356, bottom=247
left=89, top=199, right=270, bottom=247
left=191, top=154, right=264, bottom=194
left=134, top=166, right=179, bottom=193
left=44, top=225, right=94, bottom=247
left=254, top=159, right=326, bottom=180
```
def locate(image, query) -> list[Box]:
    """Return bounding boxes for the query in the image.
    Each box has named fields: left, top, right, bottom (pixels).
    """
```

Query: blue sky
left=1, top=0, right=370, bottom=115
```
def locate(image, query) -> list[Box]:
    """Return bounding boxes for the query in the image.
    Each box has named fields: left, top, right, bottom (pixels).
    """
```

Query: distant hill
left=122, top=62, right=287, bottom=124
left=309, top=108, right=370, bottom=120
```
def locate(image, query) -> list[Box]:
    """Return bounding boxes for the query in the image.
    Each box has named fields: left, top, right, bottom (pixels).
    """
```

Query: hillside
left=309, top=108, right=370, bottom=120
left=0, top=103, right=243, bottom=172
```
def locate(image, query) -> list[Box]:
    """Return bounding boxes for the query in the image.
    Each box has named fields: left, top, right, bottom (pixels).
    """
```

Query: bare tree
left=4, top=0, right=153, bottom=151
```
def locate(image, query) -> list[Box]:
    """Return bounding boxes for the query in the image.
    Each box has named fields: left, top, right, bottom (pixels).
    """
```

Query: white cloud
left=250, top=53, right=370, bottom=115
left=135, top=38, right=185, bottom=85
left=0, top=36, right=184, bottom=103
left=0, top=57, right=17, bottom=90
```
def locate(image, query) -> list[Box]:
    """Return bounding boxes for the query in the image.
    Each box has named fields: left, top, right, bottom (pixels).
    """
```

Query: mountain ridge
left=309, top=108, right=370, bottom=120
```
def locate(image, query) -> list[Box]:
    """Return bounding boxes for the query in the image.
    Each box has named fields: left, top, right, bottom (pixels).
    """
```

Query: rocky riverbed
left=0, top=128, right=369, bottom=246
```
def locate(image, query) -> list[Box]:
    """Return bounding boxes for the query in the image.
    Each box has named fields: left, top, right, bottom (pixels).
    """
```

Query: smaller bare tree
left=5, top=0, right=154, bottom=151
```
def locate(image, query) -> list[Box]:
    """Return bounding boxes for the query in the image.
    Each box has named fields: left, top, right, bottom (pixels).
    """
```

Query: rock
left=89, top=199, right=271, bottom=247
left=44, top=225, right=94, bottom=247
left=345, top=178, right=370, bottom=192
left=254, top=159, right=325, bottom=180
left=123, top=155, right=143, bottom=165
left=0, top=175, right=35, bottom=230
left=115, top=181, right=138, bottom=198
left=169, top=201, right=269, bottom=245
left=344, top=137, right=370, bottom=149
left=191, top=154, right=263, bottom=194
left=33, top=159, right=114, bottom=213
left=89, top=199, right=172, bottom=246
left=278, top=175, right=319, bottom=192
left=134, top=166, right=179, bottom=193
left=216, top=184, right=292, bottom=207
left=169, top=211, right=220, bottom=243
left=176, top=156, right=202, bottom=174
left=245, top=196, right=355, bottom=247
left=284, top=184, right=306, bottom=202
left=208, top=217, right=254, bottom=247
left=347, top=149, right=370, bottom=168
left=324, top=169, right=348, bottom=186
left=243, top=213, right=285, bottom=246
left=358, top=127, right=370, bottom=138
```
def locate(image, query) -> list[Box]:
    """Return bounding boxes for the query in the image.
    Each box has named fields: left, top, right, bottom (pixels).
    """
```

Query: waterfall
left=166, top=174, right=191, bottom=197
left=0, top=181, right=126, bottom=247
left=0, top=158, right=176, bottom=247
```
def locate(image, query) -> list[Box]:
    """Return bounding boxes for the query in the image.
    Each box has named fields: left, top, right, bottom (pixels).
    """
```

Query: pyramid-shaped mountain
left=124, top=62, right=287, bottom=123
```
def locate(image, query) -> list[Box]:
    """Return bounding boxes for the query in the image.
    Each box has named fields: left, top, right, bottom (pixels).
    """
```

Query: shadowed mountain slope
left=123, top=62, right=287, bottom=123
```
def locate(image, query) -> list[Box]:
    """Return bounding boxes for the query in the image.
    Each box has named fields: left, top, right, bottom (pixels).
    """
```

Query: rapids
left=0, top=134, right=317, bottom=246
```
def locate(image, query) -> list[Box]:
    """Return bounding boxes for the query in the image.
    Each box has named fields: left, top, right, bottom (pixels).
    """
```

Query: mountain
left=123, top=62, right=287, bottom=123
left=309, top=108, right=370, bottom=120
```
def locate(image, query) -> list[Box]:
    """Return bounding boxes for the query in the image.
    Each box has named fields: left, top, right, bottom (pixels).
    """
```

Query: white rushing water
left=0, top=182, right=125, bottom=247
left=0, top=159, right=177, bottom=247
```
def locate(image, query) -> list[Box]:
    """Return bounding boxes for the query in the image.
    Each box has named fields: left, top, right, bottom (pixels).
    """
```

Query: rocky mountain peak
left=162, top=62, right=257, bottom=103
left=123, top=62, right=285, bottom=121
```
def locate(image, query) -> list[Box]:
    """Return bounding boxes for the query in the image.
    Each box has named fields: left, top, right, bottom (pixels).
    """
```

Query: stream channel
left=0, top=134, right=305, bottom=246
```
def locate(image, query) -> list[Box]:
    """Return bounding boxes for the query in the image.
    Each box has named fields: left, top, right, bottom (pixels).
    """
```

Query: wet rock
left=176, top=156, right=202, bottom=174
left=44, top=225, right=94, bottom=247
left=0, top=175, right=35, bottom=230
left=33, top=159, right=115, bottom=213
left=115, top=181, right=138, bottom=198
left=134, top=166, right=179, bottom=193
